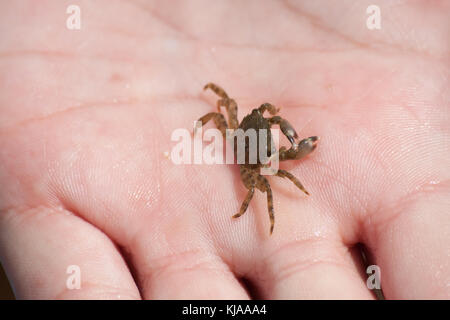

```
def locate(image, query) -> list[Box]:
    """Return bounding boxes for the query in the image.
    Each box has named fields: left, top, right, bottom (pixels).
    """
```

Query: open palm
left=0, top=0, right=448, bottom=299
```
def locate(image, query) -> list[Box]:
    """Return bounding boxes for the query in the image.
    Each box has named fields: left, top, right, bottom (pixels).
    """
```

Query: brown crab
left=196, top=83, right=319, bottom=235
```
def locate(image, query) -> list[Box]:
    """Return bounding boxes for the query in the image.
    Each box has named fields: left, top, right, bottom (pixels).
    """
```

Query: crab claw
left=280, top=136, right=319, bottom=161
left=302, top=135, right=319, bottom=148
left=279, top=119, right=299, bottom=146
left=294, top=136, right=319, bottom=157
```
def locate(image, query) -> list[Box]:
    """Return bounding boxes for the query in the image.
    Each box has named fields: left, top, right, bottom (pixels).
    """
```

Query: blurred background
left=0, top=263, right=14, bottom=299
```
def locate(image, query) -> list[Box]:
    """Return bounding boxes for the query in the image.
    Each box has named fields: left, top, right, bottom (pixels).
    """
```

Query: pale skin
left=0, top=1, right=448, bottom=299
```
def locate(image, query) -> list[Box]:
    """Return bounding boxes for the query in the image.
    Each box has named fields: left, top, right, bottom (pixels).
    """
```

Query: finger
left=364, top=187, right=450, bottom=299
left=253, top=235, right=374, bottom=299
left=0, top=206, right=140, bottom=299
left=129, top=227, right=250, bottom=300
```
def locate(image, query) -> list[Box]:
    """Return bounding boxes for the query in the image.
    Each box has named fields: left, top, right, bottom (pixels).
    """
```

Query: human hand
left=0, top=0, right=448, bottom=299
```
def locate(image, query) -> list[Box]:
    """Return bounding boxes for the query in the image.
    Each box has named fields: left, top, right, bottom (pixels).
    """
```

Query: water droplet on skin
left=420, top=180, right=441, bottom=191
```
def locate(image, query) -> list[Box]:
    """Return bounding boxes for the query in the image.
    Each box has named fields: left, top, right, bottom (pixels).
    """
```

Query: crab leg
left=258, top=103, right=279, bottom=116
left=204, top=83, right=239, bottom=130
left=204, top=82, right=229, bottom=99
left=275, top=169, right=309, bottom=195
left=264, top=179, right=275, bottom=235
left=217, top=98, right=239, bottom=129
left=194, top=112, right=228, bottom=138
left=255, top=174, right=275, bottom=235
left=232, top=187, right=255, bottom=219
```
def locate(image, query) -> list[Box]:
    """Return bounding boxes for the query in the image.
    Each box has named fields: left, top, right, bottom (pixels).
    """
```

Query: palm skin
left=0, top=0, right=448, bottom=299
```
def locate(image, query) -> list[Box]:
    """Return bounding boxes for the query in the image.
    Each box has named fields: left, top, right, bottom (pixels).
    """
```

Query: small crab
left=196, top=83, right=319, bottom=235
